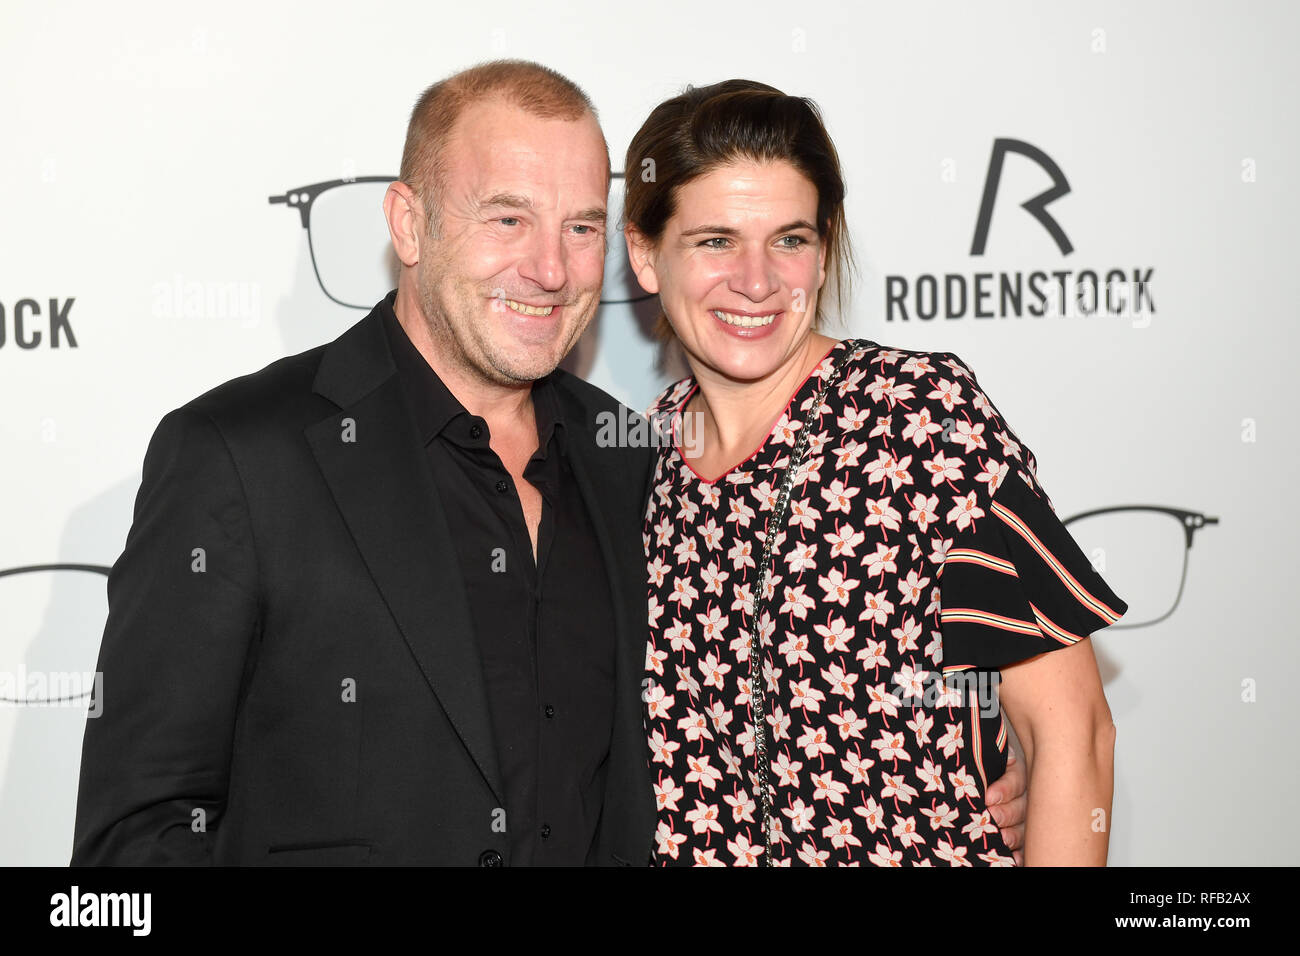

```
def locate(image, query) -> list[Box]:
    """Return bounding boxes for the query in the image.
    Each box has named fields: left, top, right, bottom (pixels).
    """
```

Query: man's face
left=414, top=99, right=609, bottom=386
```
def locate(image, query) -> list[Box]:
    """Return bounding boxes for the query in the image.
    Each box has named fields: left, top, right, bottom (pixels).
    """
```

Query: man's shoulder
left=173, top=341, right=332, bottom=439
left=547, top=368, right=659, bottom=477
left=548, top=367, right=645, bottom=423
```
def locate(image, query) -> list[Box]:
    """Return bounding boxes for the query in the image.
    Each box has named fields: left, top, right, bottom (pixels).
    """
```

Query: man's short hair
left=399, top=60, right=607, bottom=236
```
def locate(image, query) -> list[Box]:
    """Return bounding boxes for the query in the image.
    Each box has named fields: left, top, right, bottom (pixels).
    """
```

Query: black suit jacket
left=71, top=298, right=657, bottom=866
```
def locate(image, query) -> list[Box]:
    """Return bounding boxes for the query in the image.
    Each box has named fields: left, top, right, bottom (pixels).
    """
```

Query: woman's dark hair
left=622, top=79, right=854, bottom=338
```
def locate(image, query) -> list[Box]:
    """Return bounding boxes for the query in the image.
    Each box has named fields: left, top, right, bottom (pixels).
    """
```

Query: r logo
left=970, top=138, right=1073, bottom=256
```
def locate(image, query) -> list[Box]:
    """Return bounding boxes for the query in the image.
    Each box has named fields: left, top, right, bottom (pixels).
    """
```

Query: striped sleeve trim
left=968, top=706, right=1010, bottom=793
left=1029, top=601, right=1084, bottom=647
left=939, top=466, right=1127, bottom=674
left=940, top=602, right=1083, bottom=653
left=991, top=499, right=1124, bottom=623
left=970, top=699, right=987, bottom=790
left=945, top=548, right=1018, bottom=576
left=940, top=607, right=1039, bottom=637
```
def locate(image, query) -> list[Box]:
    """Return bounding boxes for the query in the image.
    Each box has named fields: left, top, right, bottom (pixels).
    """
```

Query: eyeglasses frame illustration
left=0, top=564, right=109, bottom=705
left=1061, top=505, right=1219, bottom=630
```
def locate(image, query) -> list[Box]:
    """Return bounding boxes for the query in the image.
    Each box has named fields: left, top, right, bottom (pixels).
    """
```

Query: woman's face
left=627, top=159, right=827, bottom=384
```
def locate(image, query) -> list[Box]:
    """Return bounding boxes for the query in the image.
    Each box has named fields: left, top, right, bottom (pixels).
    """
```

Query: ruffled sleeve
left=939, top=453, right=1128, bottom=675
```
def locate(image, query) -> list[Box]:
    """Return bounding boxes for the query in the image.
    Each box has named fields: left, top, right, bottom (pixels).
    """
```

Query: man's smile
left=502, top=298, right=556, bottom=316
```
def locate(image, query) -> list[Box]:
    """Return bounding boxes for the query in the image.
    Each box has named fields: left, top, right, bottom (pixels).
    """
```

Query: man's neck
left=394, top=289, right=535, bottom=432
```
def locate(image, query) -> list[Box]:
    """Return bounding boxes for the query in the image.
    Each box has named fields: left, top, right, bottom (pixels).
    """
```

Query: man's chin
left=491, top=325, right=587, bottom=379
left=485, top=344, right=566, bottom=385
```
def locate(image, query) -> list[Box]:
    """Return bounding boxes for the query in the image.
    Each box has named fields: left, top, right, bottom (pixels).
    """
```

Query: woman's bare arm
left=996, top=636, right=1116, bottom=866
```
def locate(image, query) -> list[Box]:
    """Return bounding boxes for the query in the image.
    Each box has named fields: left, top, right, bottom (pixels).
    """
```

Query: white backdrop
left=1, top=0, right=1294, bottom=866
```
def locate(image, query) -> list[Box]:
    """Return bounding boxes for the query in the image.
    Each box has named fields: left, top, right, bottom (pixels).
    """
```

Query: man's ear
left=384, top=182, right=423, bottom=268
left=624, top=225, right=661, bottom=296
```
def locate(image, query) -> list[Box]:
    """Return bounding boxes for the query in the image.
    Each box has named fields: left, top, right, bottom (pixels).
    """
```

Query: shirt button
left=540, top=824, right=551, bottom=839
left=478, top=849, right=504, bottom=867
left=544, top=704, right=555, bottom=718
left=469, top=423, right=483, bottom=439
left=494, top=479, right=509, bottom=493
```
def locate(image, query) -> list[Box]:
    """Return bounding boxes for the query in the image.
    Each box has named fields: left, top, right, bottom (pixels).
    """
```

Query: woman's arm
left=996, top=636, right=1116, bottom=866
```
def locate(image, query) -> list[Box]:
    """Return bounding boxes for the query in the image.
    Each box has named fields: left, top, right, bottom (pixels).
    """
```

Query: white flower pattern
left=642, top=340, right=1126, bottom=866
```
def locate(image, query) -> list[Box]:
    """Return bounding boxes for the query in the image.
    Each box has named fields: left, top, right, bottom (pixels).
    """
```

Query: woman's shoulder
left=644, top=375, right=696, bottom=421
left=832, top=338, right=967, bottom=385
left=829, top=339, right=1044, bottom=500
left=835, top=339, right=1000, bottom=420
left=821, top=339, right=979, bottom=417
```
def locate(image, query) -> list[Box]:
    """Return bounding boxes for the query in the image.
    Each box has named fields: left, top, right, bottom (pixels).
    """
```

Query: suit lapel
left=305, top=302, right=504, bottom=804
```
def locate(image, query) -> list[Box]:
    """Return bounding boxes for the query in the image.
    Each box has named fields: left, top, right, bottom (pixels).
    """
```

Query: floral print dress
left=641, top=339, right=1127, bottom=866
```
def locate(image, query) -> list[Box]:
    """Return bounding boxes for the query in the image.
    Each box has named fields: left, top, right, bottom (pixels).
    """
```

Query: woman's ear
left=817, top=224, right=829, bottom=290
left=624, top=225, right=661, bottom=296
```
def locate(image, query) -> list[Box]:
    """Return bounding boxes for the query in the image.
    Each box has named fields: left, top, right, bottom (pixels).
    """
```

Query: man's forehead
left=445, top=151, right=609, bottom=215
left=453, top=167, right=610, bottom=211
left=445, top=99, right=607, bottom=176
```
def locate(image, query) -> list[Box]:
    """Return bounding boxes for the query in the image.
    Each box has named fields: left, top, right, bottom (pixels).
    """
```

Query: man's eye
left=499, top=217, right=520, bottom=227
left=698, top=237, right=728, bottom=249
left=571, top=224, right=596, bottom=235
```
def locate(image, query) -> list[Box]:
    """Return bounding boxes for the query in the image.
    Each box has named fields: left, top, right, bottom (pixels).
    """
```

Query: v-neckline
left=672, top=340, right=845, bottom=485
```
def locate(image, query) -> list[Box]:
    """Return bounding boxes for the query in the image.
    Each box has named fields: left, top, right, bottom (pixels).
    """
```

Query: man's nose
left=516, top=228, right=568, bottom=293
left=731, top=245, right=779, bottom=302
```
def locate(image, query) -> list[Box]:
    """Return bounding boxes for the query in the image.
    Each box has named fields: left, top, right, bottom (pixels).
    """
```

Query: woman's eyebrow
left=680, top=224, right=739, bottom=237
left=680, top=219, right=818, bottom=237
left=773, top=219, right=818, bottom=234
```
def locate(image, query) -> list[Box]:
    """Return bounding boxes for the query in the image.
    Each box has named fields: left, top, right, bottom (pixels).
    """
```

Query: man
left=71, top=60, right=1026, bottom=865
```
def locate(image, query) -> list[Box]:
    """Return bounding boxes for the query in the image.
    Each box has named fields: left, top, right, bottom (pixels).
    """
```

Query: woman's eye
left=779, top=235, right=808, bottom=247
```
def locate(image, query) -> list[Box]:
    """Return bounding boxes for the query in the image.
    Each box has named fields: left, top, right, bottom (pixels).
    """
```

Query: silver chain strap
left=746, top=341, right=862, bottom=866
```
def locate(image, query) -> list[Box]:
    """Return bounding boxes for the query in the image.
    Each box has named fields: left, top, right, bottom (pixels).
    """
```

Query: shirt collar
left=379, top=291, right=565, bottom=453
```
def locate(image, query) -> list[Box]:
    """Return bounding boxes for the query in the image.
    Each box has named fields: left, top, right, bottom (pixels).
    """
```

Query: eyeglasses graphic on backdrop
left=1061, top=505, right=1219, bottom=629
left=268, top=172, right=653, bottom=310
left=0, top=564, right=109, bottom=706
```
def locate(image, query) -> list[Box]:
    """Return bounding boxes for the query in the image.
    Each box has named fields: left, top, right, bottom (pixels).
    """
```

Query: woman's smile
left=709, top=307, right=783, bottom=337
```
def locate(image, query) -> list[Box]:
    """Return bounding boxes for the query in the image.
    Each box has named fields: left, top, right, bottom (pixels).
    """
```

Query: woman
left=623, top=80, right=1127, bottom=866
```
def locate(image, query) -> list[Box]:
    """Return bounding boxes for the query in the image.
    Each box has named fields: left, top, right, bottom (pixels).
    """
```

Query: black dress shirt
left=381, top=302, right=615, bottom=865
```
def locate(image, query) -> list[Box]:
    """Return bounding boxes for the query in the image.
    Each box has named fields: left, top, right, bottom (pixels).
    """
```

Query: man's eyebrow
left=478, top=193, right=533, bottom=211
left=679, top=220, right=818, bottom=238
left=477, top=196, right=606, bottom=222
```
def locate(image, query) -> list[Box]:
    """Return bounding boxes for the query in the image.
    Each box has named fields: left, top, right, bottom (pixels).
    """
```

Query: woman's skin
left=629, top=161, right=835, bottom=482
left=626, top=158, right=1115, bottom=865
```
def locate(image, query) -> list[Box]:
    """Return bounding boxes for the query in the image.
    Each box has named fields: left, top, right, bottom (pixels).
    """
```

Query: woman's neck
left=685, top=332, right=840, bottom=477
